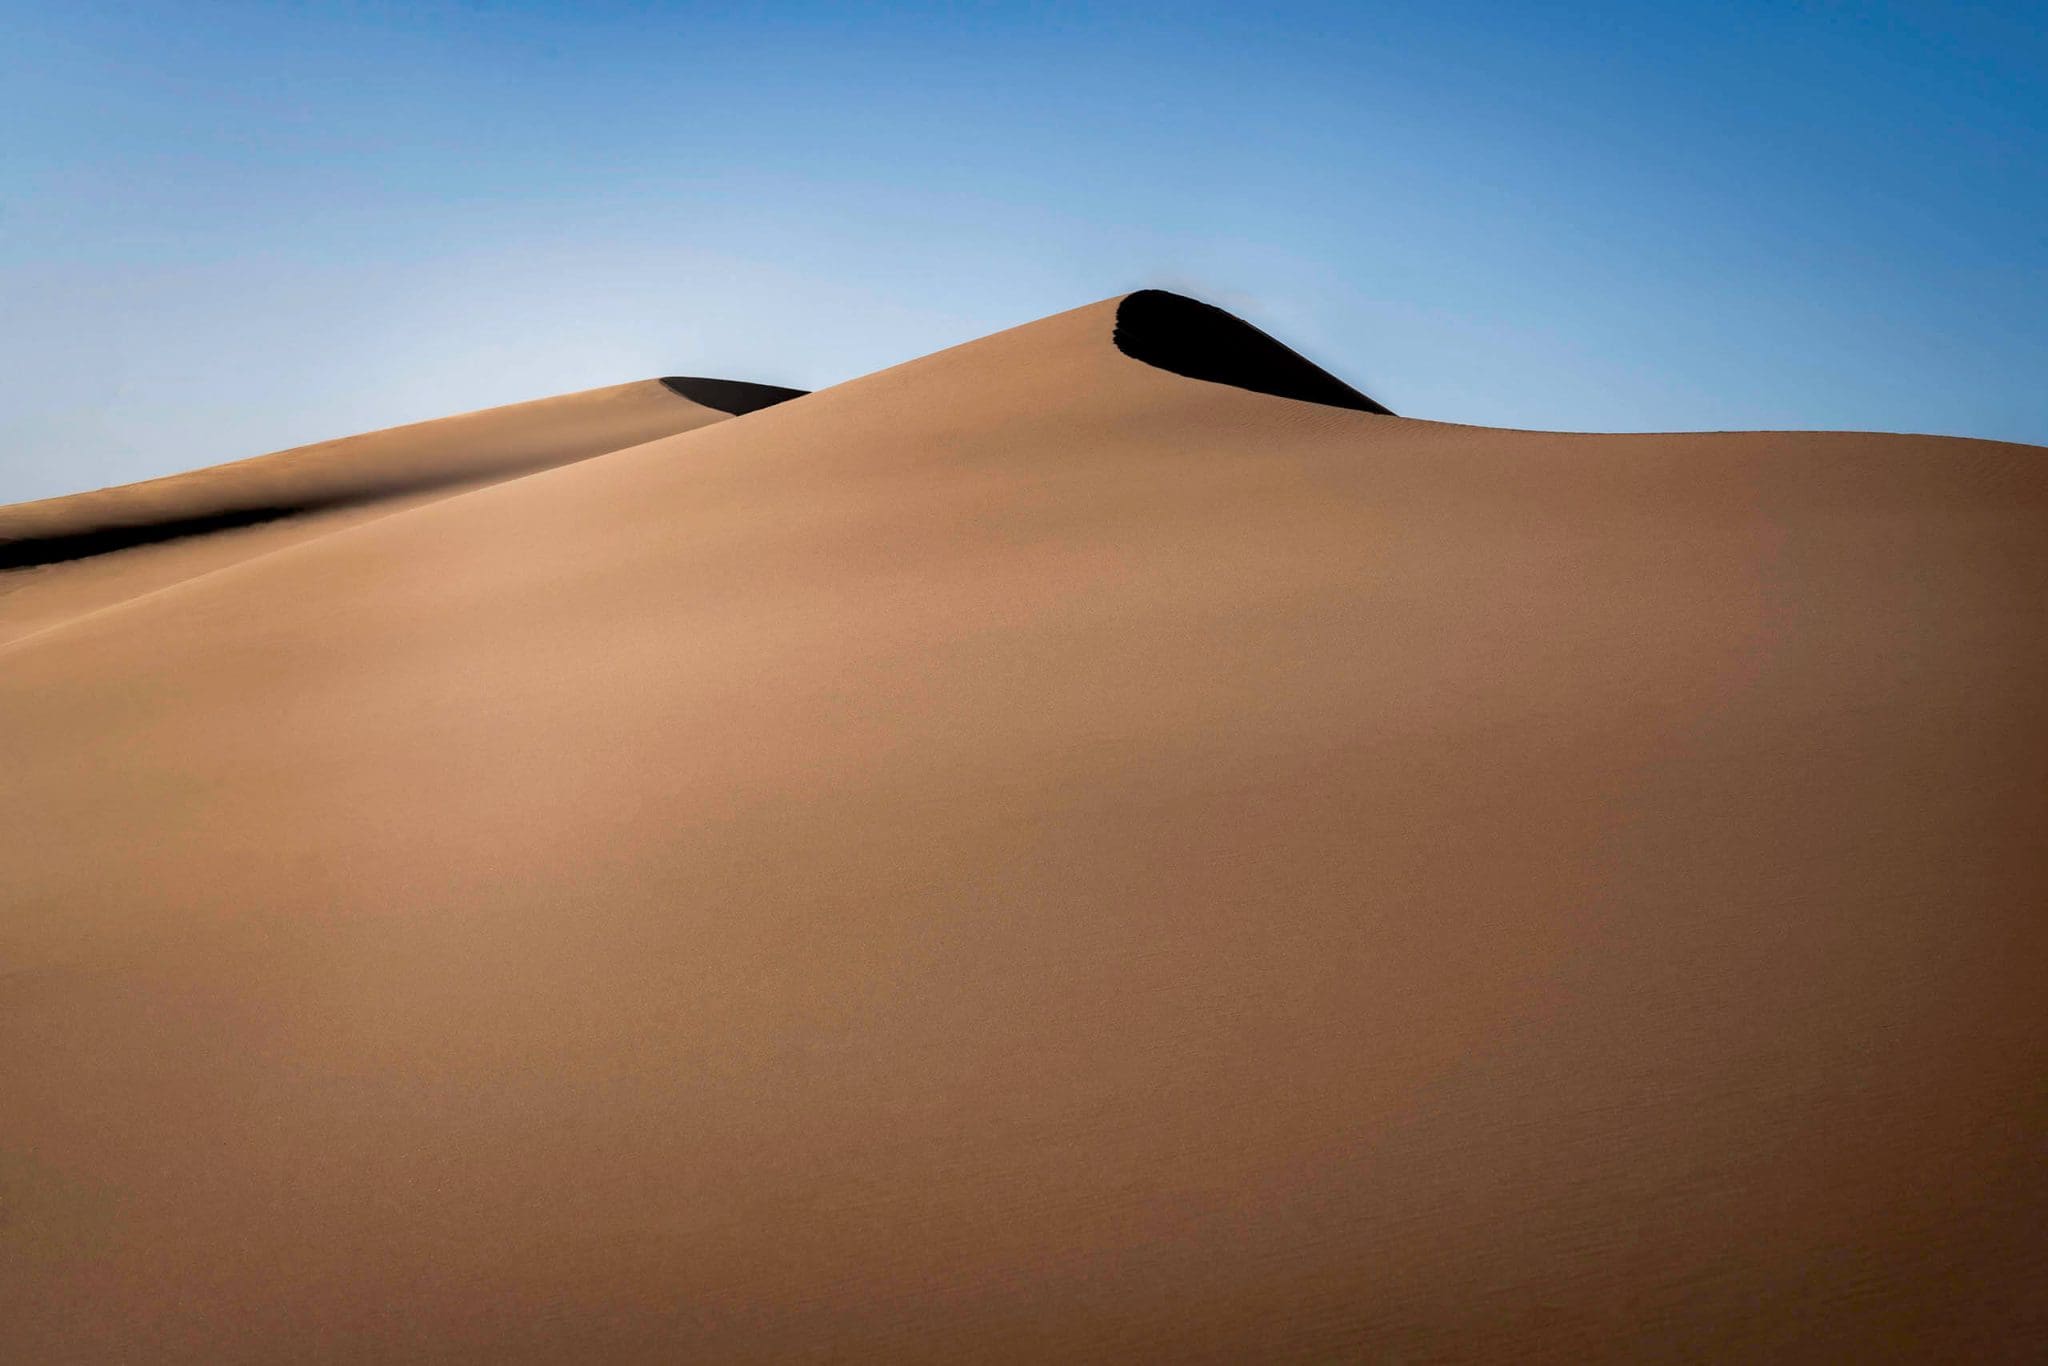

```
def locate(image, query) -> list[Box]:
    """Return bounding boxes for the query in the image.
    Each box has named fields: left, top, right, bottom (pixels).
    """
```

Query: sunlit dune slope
left=0, top=375, right=802, bottom=643
left=1, top=294, right=2042, bottom=1361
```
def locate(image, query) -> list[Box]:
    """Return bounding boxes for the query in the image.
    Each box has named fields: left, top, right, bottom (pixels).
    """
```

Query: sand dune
left=1, top=294, right=2042, bottom=1361
left=0, top=376, right=801, bottom=644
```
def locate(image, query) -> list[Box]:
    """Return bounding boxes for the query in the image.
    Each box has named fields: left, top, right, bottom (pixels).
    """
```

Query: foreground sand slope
left=0, top=376, right=799, bottom=644
left=2, top=296, right=2043, bottom=1360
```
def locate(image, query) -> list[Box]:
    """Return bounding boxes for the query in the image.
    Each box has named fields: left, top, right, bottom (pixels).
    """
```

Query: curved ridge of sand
left=0, top=376, right=804, bottom=644
left=1, top=292, right=2043, bottom=1361
left=0, top=377, right=803, bottom=569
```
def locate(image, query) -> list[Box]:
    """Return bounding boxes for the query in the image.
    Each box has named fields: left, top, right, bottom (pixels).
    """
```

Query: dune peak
left=1112, top=289, right=1393, bottom=415
left=657, top=376, right=807, bottom=415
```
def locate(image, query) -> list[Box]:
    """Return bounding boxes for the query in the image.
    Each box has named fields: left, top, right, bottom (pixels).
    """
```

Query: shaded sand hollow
left=1, top=293, right=2042, bottom=1361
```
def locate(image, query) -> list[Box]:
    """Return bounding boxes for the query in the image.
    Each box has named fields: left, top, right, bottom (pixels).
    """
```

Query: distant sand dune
left=1, top=294, right=2041, bottom=1361
left=0, top=376, right=802, bottom=643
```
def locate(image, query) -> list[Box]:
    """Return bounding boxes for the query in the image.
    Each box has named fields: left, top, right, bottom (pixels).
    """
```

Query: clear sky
left=3, top=1, right=2043, bottom=501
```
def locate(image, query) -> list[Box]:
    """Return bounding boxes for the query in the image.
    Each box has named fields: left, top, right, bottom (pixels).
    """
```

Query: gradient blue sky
left=4, top=1, right=2044, bottom=501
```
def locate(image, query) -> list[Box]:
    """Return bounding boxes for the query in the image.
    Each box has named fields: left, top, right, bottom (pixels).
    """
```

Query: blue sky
left=3, top=1, right=2043, bottom=500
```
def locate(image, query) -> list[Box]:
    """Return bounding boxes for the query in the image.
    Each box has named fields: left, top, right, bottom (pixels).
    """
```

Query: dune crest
left=658, top=375, right=807, bottom=415
left=0, top=375, right=803, bottom=643
left=0, top=377, right=804, bottom=568
left=1113, top=288, right=1394, bottom=413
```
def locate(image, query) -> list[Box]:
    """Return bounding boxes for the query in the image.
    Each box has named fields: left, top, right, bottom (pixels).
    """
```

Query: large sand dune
left=1, top=294, right=2042, bottom=1360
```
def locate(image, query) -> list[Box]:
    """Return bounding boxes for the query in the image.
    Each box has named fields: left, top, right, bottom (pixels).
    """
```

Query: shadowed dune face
left=659, top=375, right=808, bottom=415
left=1113, top=288, right=1393, bottom=414
left=0, top=294, right=2043, bottom=1362
left=1, top=499, right=321, bottom=568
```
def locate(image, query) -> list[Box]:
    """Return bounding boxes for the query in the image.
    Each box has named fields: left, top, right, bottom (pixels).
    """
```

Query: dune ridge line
left=0, top=377, right=805, bottom=569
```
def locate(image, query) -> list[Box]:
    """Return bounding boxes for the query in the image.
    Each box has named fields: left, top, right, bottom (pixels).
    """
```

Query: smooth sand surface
left=1, top=296, right=2043, bottom=1360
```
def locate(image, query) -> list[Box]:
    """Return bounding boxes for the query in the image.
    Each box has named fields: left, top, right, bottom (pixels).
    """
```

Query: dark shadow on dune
left=1, top=378, right=812, bottom=570
left=0, top=504, right=320, bottom=570
left=659, top=377, right=808, bottom=415
left=1113, top=290, right=1393, bottom=415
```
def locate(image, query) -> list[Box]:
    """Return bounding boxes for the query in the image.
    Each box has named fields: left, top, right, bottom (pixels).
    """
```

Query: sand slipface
left=0, top=293, right=2042, bottom=1362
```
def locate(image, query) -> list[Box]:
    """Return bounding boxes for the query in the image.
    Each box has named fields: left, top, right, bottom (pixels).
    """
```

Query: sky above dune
left=3, top=0, right=2043, bottom=501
